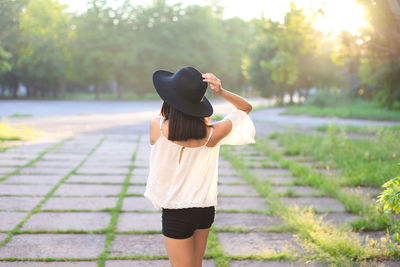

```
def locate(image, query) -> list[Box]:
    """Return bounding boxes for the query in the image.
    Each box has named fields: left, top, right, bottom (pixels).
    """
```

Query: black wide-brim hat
left=152, top=66, right=213, bottom=117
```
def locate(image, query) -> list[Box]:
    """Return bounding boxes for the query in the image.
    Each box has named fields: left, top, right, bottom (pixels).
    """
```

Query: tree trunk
left=95, top=84, right=99, bottom=100
left=117, top=84, right=123, bottom=100
left=60, top=79, right=66, bottom=99
left=289, top=91, right=294, bottom=104
left=12, top=86, right=17, bottom=99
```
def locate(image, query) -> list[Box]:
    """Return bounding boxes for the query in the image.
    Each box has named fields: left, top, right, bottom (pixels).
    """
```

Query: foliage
left=0, top=122, right=43, bottom=141
left=274, top=123, right=400, bottom=187
left=376, top=176, right=400, bottom=214
left=0, top=0, right=399, bottom=106
left=283, top=93, right=400, bottom=121
left=244, top=4, right=338, bottom=104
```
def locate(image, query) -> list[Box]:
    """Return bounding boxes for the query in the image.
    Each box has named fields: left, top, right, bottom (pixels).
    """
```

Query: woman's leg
left=193, top=227, right=211, bottom=267
left=163, top=234, right=195, bottom=267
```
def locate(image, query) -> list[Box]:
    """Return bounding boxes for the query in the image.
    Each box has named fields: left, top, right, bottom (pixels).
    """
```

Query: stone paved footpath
left=0, top=133, right=398, bottom=266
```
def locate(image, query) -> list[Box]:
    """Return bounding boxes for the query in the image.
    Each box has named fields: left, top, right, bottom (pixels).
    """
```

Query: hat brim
left=152, top=70, right=213, bottom=117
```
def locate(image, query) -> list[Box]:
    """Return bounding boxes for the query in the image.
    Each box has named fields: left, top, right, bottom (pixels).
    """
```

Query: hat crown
left=152, top=66, right=213, bottom=117
left=171, top=66, right=207, bottom=104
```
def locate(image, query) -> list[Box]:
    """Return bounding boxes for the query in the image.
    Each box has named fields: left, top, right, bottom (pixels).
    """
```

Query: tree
left=16, top=0, right=70, bottom=98
left=356, top=0, right=400, bottom=108
left=246, top=4, right=322, bottom=104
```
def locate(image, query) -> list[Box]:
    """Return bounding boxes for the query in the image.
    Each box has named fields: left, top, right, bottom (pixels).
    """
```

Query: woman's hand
left=202, top=73, right=223, bottom=96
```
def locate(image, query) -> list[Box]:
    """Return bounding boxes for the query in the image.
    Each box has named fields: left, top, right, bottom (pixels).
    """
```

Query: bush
left=306, top=88, right=350, bottom=107
left=376, top=176, right=400, bottom=214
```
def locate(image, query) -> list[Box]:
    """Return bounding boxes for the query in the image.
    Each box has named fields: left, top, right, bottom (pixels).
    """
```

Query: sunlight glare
left=310, top=0, right=368, bottom=35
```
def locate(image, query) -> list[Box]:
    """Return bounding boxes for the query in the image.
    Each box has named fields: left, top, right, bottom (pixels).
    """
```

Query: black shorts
left=162, top=206, right=215, bottom=239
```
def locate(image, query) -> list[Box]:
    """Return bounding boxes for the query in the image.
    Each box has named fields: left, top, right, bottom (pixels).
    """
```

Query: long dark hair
left=160, top=101, right=213, bottom=141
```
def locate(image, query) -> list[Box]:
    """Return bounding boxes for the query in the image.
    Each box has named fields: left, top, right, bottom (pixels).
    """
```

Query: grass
left=221, top=140, right=400, bottom=266
left=9, top=113, right=33, bottom=118
left=281, top=100, right=400, bottom=121
left=0, top=122, right=42, bottom=141
left=64, top=92, right=160, bottom=101
left=276, top=123, right=400, bottom=187
left=315, top=124, right=400, bottom=134
left=255, top=133, right=399, bottom=234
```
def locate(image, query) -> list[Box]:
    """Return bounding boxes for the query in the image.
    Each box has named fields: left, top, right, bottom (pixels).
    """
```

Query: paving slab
left=130, top=175, right=148, bottom=183
left=247, top=161, right=281, bottom=169
left=76, top=167, right=129, bottom=175
left=110, top=234, right=166, bottom=256
left=217, top=197, right=269, bottom=211
left=218, top=161, right=232, bottom=169
left=266, top=177, right=295, bottom=185
left=0, top=167, right=17, bottom=175
left=53, top=184, right=122, bottom=196
left=251, top=168, right=293, bottom=178
left=218, top=175, right=246, bottom=184
left=0, top=212, right=28, bottom=230
left=82, top=162, right=131, bottom=168
left=86, top=157, right=132, bottom=164
left=3, top=175, right=63, bottom=184
left=126, top=185, right=146, bottom=195
left=219, top=168, right=239, bottom=176
left=0, top=159, right=28, bottom=167
left=42, top=154, right=85, bottom=161
left=105, top=259, right=215, bottom=267
left=0, top=261, right=98, bottom=266
left=270, top=185, right=325, bottom=196
left=117, top=212, right=162, bottom=231
left=358, top=230, right=393, bottom=246
left=229, top=260, right=329, bottom=267
left=341, top=186, right=382, bottom=198
left=21, top=212, right=111, bottom=231
left=19, top=167, right=71, bottom=175
left=122, top=197, right=159, bottom=211
left=133, top=159, right=149, bottom=168
left=132, top=168, right=149, bottom=176
left=0, top=184, right=53, bottom=196
left=214, top=212, right=284, bottom=231
left=0, top=233, right=7, bottom=243
left=68, top=174, right=126, bottom=183
left=279, top=197, right=346, bottom=213
left=0, top=234, right=106, bottom=258
left=218, top=185, right=259, bottom=196
left=282, top=155, right=313, bottom=162
left=41, top=197, right=118, bottom=211
left=363, top=260, right=400, bottom=267
left=315, top=212, right=360, bottom=226
left=0, top=154, right=37, bottom=160
left=0, top=197, right=43, bottom=211
left=33, top=161, right=81, bottom=168
left=217, top=232, right=303, bottom=256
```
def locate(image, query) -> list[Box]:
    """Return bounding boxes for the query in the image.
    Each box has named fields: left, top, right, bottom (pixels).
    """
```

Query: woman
left=144, top=66, right=255, bottom=267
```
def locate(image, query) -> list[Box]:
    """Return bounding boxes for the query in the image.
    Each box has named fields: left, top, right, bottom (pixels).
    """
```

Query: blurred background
left=0, top=0, right=399, bottom=111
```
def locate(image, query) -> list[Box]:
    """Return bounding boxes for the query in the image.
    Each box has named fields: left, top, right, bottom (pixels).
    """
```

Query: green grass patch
left=0, top=122, right=43, bottom=152
left=274, top=123, right=400, bottom=187
left=64, top=92, right=160, bottom=100
left=315, top=124, right=400, bottom=134
left=223, top=141, right=400, bottom=264
left=282, top=102, right=400, bottom=121
left=9, top=113, right=33, bottom=118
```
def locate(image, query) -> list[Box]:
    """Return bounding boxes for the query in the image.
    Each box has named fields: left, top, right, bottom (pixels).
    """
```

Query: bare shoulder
left=149, top=115, right=162, bottom=145
left=206, top=118, right=232, bottom=147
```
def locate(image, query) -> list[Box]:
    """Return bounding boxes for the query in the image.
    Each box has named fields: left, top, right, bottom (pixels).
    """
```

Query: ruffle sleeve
left=217, top=107, right=256, bottom=146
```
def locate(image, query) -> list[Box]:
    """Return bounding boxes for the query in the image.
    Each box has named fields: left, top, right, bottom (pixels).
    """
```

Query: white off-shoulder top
left=143, top=107, right=256, bottom=209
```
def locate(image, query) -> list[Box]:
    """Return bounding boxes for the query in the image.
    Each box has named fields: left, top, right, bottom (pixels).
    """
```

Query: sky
left=61, top=0, right=368, bottom=36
